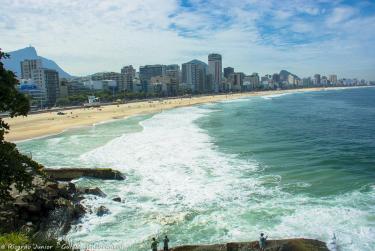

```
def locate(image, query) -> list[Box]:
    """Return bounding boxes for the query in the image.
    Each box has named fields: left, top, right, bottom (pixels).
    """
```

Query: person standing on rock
left=151, top=237, right=159, bottom=251
left=259, top=233, right=268, bottom=251
left=163, top=235, right=169, bottom=251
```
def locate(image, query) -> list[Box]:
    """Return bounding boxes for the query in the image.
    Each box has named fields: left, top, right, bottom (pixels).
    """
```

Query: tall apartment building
left=59, top=78, right=69, bottom=99
left=165, top=64, right=180, bottom=95
left=120, top=66, right=136, bottom=91
left=181, top=60, right=207, bottom=93
left=232, top=72, right=244, bottom=91
left=224, top=67, right=234, bottom=79
left=91, top=72, right=124, bottom=90
left=249, top=73, right=260, bottom=89
left=139, top=65, right=166, bottom=92
left=166, top=64, right=180, bottom=81
left=329, top=74, right=338, bottom=85
left=208, top=53, right=222, bottom=92
left=32, top=68, right=59, bottom=106
left=272, top=73, right=280, bottom=83
left=20, top=59, right=42, bottom=79
left=314, top=74, right=321, bottom=86
left=121, top=65, right=136, bottom=78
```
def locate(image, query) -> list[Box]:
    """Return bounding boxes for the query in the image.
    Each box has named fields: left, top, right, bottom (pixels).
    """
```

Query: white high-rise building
left=208, top=53, right=222, bottom=92
left=181, top=60, right=207, bottom=93
left=20, top=59, right=42, bottom=79
left=32, top=68, right=59, bottom=106
left=329, top=74, right=338, bottom=85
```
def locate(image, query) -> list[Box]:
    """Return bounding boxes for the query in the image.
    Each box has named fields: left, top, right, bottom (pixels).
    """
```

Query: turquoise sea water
left=17, top=87, right=375, bottom=251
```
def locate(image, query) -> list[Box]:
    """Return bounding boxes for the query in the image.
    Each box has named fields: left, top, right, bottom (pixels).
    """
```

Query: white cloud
left=327, top=6, right=358, bottom=26
left=0, top=0, right=374, bottom=80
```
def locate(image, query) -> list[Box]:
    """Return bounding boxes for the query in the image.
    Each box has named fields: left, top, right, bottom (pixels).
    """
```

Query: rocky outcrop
left=0, top=174, right=111, bottom=235
left=112, top=197, right=121, bottom=202
left=76, top=187, right=107, bottom=197
left=0, top=176, right=85, bottom=234
left=96, top=206, right=110, bottom=217
left=43, top=168, right=125, bottom=181
left=169, top=239, right=329, bottom=251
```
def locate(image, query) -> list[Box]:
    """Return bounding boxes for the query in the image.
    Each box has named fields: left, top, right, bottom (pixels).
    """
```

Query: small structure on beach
left=84, top=96, right=101, bottom=107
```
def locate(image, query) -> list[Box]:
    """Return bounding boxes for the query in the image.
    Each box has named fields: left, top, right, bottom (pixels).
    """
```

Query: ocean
left=17, top=87, right=375, bottom=251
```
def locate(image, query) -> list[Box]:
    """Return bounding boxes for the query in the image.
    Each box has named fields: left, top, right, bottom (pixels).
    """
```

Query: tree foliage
left=0, top=49, right=43, bottom=204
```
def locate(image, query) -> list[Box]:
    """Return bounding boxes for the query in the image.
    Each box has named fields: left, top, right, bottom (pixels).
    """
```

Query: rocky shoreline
left=0, top=169, right=330, bottom=251
left=168, top=239, right=329, bottom=251
left=0, top=168, right=122, bottom=236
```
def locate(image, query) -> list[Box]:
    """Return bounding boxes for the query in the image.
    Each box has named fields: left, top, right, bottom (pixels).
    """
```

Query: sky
left=1, top=0, right=375, bottom=80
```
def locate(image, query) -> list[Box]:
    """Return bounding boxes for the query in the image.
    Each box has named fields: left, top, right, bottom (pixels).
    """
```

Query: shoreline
left=5, top=86, right=369, bottom=142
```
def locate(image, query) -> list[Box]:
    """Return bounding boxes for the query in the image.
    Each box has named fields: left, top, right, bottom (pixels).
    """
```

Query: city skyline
left=1, top=0, right=375, bottom=79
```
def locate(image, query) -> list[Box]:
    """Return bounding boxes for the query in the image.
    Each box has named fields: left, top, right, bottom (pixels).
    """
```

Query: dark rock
left=73, top=203, right=86, bottom=217
left=26, top=203, right=41, bottom=213
left=46, top=181, right=58, bottom=189
left=54, top=198, right=72, bottom=207
left=44, top=168, right=125, bottom=181
left=169, top=239, right=329, bottom=251
left=112, top=197, right=121, bottom=202
left=56, top=182, right=76, bottom=199
left=2, top=175, right=87, bottom=234
left=67, top=182, right=77, bottom=193
left=96, top=206, right=110, bottom=216
left=77, top=187, right=107, bottom=197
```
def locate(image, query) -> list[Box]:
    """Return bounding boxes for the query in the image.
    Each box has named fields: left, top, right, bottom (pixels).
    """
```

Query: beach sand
left=4, top=88, right=337, bottom=142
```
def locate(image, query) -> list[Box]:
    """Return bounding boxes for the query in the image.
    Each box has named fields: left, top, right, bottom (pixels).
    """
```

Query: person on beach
left=259, top=233, right=268, bottom=251
left=163, top=235, right=169, bottom=251
left=151, top=237, right=159, bottom=251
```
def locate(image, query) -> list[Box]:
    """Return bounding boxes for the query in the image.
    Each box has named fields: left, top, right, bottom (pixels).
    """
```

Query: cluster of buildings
left=17, top=54, right=374, bottom=109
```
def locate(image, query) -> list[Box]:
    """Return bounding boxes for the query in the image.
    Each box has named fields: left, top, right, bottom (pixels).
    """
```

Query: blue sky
left=1, top=0, right=375, bottom=79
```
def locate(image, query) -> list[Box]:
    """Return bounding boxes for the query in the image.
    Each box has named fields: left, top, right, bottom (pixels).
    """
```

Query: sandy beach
left=3, top=87, right=344, bottom=142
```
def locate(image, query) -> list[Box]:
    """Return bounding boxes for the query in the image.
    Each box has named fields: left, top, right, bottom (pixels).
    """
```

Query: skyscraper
left=166, top=64, right=180, bottom=95
left=120, top=66, right=135, bottom=91
left=329, top=74, right=338, bottom=85
left=20, top=59, right=42, bottom=79
left=121, top=65, right=136, bottom=78
left=181, top=60, right=207, bottom=93
left=139, top=65, right=166, bottom=92
left=208, top=53, right=222, bottom=92
left=272, top=73, right=280, bottom=83
left=232, top=72, right=244, bottom=91
left=32, top=68, right=59, bottom=106
left=224, top=67, right=234, bottom=79
left=314, top=74, right=321, bottom=86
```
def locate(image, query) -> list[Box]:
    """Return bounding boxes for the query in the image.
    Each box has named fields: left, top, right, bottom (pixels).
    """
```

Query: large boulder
left=112, top=197, right=121, bottom=202
left=77, top=187, right=107, bottom=197
left=96, top=206, right=110, bottom=217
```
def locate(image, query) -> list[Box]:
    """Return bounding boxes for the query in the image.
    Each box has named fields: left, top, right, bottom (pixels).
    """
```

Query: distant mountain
left=3, top=46, right=72, bottom=79
left=279, top=70, right=300, bottom=81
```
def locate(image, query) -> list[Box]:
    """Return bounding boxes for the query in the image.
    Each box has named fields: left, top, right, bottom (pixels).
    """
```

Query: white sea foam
left=218, top=97, right=252, bottom=103
left=261, top=92, right=295, bottom=100
left=80, top=106, right=259, bottom=208
left=64, top=105, right=375, bottom=251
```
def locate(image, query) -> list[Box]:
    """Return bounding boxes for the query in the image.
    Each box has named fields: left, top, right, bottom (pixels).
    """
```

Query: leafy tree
left=0, top=49, right=43, bottom=204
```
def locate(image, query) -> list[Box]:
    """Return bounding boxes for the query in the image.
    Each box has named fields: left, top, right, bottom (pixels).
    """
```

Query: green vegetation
left=0, top=49, right=44, bottom=204
left=0, top=232, right=76, bottom=251
left=54, top=88, right=195, bottom=107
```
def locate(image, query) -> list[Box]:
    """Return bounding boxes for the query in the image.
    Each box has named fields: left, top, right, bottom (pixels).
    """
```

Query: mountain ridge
left=3, top=46, right=72, bottom=79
